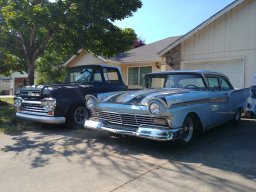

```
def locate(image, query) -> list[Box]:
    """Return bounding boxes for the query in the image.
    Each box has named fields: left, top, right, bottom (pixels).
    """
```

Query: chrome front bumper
left=16, top=112, right=66, bottom=124
left=84, top=119, right=182, bottom=141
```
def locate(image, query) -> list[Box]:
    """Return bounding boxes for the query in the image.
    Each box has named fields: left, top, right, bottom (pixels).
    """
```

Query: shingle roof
left=111, top=36, right=181, bottom=63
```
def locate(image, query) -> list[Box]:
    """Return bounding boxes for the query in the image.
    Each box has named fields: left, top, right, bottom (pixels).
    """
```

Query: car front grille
left=92, top=109, right=169, bottom=128
left=21, top=102, right=48, bottom=115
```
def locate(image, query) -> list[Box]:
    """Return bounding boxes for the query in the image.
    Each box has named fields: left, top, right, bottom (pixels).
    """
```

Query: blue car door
left=206, top=76, right=231, bottom=127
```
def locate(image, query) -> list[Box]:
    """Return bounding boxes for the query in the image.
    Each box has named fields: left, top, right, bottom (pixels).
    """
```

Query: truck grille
left=21, top=102, right=47, bottom=114
left=92, top=109, right=168, bottom=128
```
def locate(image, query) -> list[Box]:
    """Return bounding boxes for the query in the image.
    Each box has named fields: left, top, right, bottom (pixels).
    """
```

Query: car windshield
left=145, top=73, right=206, bottom=90
left=66, top=67, right=102, bottom=83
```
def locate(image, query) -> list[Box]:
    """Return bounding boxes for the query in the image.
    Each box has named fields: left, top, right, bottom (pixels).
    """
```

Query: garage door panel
left=182, top=60, right=244, bottom=88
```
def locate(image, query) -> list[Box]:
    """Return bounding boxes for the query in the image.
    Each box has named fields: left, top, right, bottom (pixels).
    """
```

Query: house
left=64, top=0, right=255, bottom=89
left=10, top=72, right=28, bottom=94
left=64, top=36, right=180, bottom=89
left=0, top=72, right=28, bottom=95
left=159, top=0, right=256, bottom=88
left=0, top=75, right=10, bottom=95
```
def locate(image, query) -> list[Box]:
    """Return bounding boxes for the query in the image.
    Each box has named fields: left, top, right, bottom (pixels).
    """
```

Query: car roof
left=68, top=64, right=120, bottom=70
left=147, top=70, right=229, bottom=79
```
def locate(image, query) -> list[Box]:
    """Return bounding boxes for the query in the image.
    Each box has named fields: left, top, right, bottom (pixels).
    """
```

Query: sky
left=114, top=0, right=235, bottom=44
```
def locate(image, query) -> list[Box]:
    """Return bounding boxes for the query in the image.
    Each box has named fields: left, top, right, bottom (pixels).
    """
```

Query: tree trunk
left=27, top=60, right=35, bottom=85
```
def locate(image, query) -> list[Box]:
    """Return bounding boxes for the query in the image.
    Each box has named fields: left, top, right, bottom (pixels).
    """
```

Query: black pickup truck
left=14, top=65, right=127, bottom=127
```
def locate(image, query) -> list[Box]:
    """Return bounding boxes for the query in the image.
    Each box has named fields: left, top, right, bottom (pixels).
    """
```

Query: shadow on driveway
left=2, top=119, right=256, bottom=191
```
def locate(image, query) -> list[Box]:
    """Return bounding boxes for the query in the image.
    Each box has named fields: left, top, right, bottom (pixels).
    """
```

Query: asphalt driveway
left=0, top=119, right=255, bottom=192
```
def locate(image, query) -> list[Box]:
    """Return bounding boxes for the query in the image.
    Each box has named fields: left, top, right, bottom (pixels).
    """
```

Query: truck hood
left=18, top=83, right=95, bottom=98
left=98, top=88, right=194, bottom=106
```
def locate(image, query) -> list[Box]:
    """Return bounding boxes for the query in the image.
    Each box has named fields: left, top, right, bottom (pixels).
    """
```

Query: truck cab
left=14, top=65, right=127, bottom=128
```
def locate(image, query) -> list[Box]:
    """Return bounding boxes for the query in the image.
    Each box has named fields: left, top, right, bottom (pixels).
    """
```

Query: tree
left=133, top=37, right=146, bottom=48
left=36, top=49, right=67, bottom=84
left=0, top=0, right=142, bottom=85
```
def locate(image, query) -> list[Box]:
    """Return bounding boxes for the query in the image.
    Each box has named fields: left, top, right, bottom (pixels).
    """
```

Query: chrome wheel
left=232, top=109, right=241, bottom=125
left=73, top=106, right=88, bottom=125
left=182, top=116, right=194, bottom=143
left=235, top=110, right=241, bottom=121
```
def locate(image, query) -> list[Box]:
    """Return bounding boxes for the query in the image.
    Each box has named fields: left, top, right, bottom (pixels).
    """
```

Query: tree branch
left=29, top=26, right=36, bottom=47
left=32, top=30, right=54, bottom=60
left=17, top=32, right=28, bottom=56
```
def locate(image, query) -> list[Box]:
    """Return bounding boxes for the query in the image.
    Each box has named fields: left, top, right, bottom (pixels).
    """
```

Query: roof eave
left=120, top=58, right=163, bottom=64
left=105, top=59, right=121, bottom=65
left=63, top=49, right=109, bottom=67
left=63, top=49, right=83, bottom=67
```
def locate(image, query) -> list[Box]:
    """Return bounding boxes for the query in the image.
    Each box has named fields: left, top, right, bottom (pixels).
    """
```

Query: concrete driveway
left=0, top=119, right=255, bottom=192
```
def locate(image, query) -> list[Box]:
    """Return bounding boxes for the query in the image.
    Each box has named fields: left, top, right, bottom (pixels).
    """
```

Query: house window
left=128, top=66, right=152, bottom=87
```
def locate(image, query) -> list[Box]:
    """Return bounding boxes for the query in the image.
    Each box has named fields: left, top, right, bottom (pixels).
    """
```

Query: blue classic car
left=84, top=70, right=250, bottom=144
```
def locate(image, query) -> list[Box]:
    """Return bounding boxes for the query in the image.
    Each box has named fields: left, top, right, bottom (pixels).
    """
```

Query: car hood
left=18, top=83, right=95, bottom=98
left=98, top=88, right=192, bottom=106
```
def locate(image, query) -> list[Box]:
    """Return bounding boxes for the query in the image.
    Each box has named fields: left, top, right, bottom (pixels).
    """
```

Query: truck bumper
left=84, top=119, right=182, bottom=141
left=16, top=112, right=66, bottom=124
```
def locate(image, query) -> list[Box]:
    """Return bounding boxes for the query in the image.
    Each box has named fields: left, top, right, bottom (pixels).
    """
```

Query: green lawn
left=0, top=97, right=14, bottom=105
left=0, top=97, right=14, bottom=132
left=0, top=97, right=34, bottom=132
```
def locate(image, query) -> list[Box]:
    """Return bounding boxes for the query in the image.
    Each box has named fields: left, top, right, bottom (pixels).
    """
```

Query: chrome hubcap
left=183, top=117, right=193, bottom=142
left=235, top=111, right=240, bottom=121
left=74, top=107, right=87, bottom=125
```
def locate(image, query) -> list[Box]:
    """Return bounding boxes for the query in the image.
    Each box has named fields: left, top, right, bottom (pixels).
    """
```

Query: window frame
left=66, top=66, right=104, bottom=83
left=204, top=74, right=233, bottom=91
left=127, top=65, right=152, bottom=88
left=103, top=67, right=122, bottom=84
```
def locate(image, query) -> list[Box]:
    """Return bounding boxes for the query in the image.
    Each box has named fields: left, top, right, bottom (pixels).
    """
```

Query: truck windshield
left=145, top=74, right=206, bottom=90
left=66, top=67, right=102, bottom=83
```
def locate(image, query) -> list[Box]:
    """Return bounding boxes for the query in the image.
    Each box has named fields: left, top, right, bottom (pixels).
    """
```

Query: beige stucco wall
left=181, top=0, right=256, bottom=87
left=66, top=51, right=107, bottom=68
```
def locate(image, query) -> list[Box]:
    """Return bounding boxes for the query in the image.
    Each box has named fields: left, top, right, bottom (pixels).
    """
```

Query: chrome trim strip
left=16, top=112, right=65, bottom=124
left=18, top=111, right=48, bottom=116
left=171, top=97, right=228, bottom=108
left=171, top=99, right=209, bottom=108
left=94, top=109, right=160, bottom=117
left=22, top=100, right=42, bottom=104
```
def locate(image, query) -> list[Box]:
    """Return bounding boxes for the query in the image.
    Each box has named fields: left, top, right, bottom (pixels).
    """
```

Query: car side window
left=219, top=77, right=232, bottom=91
left=207, top=77, right=220, bottom=91
left=93, top=69, right=102, bottom=82
left=103, top=68, right=121, bottom=84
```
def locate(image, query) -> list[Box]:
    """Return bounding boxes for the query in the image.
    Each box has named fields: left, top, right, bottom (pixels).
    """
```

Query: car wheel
left=66, top=105, right=89, bottom=128
left=232, top=108, right=241, bottom=124
left=179, top=115, right=195, bottom=146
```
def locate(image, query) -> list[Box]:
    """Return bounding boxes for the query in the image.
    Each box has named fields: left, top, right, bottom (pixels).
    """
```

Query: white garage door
left=182, top=60, right=244, bottom=88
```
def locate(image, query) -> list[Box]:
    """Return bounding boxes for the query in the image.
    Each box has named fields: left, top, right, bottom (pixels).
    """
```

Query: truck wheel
left=66, top=105, right=89, bottom=128
left=178, top=115, right=195, bottom=146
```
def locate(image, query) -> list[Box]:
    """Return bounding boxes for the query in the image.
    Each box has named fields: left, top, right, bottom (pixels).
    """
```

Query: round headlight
left=149, top=102, right=160, bottom=115
left=42, top=98, right=56, bottom=112
left=86, top=97, right=97, bottom=110
left=14, top=98, right=22, bottom=108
